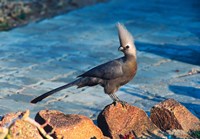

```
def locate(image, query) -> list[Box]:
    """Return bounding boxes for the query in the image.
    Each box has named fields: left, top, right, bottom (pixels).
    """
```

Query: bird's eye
left=126, top=45, right=129, bottom=49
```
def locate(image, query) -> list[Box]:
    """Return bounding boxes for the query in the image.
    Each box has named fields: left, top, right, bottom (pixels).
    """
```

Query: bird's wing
left=78, top=58, right=124, bottom=80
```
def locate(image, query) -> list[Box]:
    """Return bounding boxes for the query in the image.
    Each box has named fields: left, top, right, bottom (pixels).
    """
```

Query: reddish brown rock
left=0, top=111, right=43, bottom=139
left=35, top=110, right=104, bottom=139
left=97, top=102, right=164, bottom=139
left=0, top=112, right=22, bottom=126
left=150, top=98, right=200, bottom=132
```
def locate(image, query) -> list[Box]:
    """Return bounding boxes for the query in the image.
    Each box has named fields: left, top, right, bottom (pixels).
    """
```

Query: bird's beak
left=118, top=46, right=124, bottom=51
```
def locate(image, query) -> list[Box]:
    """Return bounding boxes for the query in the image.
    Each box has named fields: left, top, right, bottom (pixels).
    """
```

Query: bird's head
left=117, top=23, right=136, bottom=58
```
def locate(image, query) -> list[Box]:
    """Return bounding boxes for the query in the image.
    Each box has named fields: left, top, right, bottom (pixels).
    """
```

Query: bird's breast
left=105, top=59, right=137, bottom=88
left=120, top=60, right=137, bottom=85
left=124, top=59, right=137, bottom=75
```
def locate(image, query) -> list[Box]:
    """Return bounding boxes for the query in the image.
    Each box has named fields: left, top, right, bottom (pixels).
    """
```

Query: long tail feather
left=30, top=80, right=78, bottom=104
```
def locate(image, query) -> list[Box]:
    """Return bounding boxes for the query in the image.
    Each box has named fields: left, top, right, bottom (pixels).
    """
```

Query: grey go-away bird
left=31, top=23, right=137, bottom=104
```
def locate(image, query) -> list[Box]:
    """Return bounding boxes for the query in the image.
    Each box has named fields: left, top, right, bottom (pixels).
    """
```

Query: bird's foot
left=113, top=100, right=127, bottom=108
left=109, top=94, right=127, bottom=107
left=120, top=100, right=127, bottom=107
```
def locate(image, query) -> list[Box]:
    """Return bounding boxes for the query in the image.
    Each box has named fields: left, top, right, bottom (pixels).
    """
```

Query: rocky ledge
left=0, top=99, right=199, bottom=139
left=0, top=0, right=106, bottom=31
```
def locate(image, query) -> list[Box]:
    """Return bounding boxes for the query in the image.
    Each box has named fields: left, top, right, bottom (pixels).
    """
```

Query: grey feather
left=78, top=58, right=124, bottom=80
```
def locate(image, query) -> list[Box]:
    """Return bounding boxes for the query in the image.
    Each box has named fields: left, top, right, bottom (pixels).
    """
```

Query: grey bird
left=31, top=23, right=137, bottom=104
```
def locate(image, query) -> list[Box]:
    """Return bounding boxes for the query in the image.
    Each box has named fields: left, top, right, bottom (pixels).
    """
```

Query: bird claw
left=119, top=100, right=128, bottom=108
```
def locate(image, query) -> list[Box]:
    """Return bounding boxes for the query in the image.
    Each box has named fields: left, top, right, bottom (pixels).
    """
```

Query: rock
left=97, top=102, right=164, bottom=139
left=70, top=0, right=106, bottom=7
left=0, top=111, right=43, bottom=139
left=0, top=0, right=106, bottom=30
left=0, top=111, right=21, bottom=126
left=150, top=98, right=200, bottom=132
left=35, top=110, right=104, bottom=139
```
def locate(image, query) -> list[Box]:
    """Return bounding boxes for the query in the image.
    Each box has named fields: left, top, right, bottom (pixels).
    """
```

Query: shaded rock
left=97, top=102, right=164, bottom=139
left=166, top=129, right=192, bottom=139
left=35, top=110, right=104, bottom=139
left=0, top=111, right=43, bottom=139
left=150, top=98, right=200, bottom=132
left=70, top=0, right=106, bottom=7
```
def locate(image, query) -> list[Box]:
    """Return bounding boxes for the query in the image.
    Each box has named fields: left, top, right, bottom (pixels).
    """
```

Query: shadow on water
left=169, top=85, right=200, bottom=99
left=181, top=102, right=200, bottom=119
left=136, top=42, right=200, bottom=66
left=169, top=85, right=200, bottom=117
left=121, top=87, right=200, bottom=118
left=120, top=88, right=166, bottom=103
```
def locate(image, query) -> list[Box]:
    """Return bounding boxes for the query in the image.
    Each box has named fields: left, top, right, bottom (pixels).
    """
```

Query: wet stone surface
left=0, top=0, right=199, bottom=120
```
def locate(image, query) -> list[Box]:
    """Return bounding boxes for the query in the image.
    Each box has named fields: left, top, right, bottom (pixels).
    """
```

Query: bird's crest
left=117, top=23, right=134, bottom=48
left=117, top=23, right=136, bottom=58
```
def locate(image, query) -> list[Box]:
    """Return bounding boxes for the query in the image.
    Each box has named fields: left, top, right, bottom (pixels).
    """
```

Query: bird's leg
left=109, top=94, right=127, bottom=107
left=109, top=93, right=120, bottom=102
